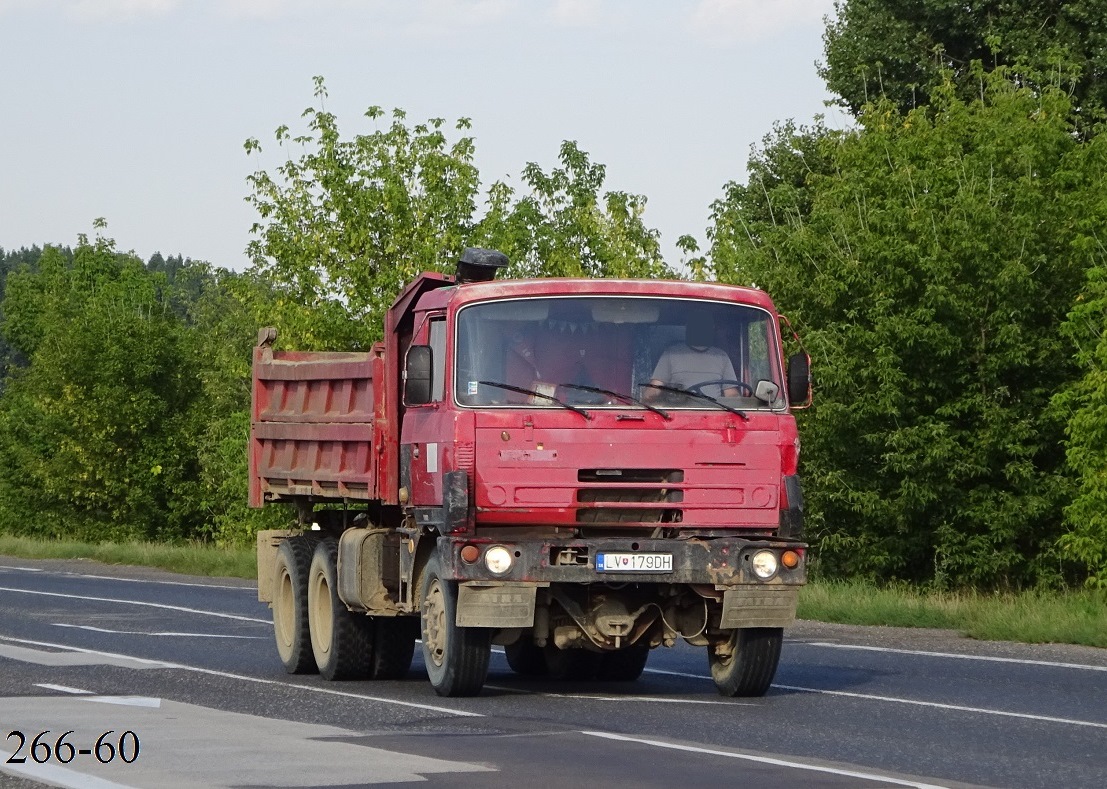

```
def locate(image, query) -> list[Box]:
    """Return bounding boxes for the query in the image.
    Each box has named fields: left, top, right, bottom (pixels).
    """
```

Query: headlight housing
left=751, top=550, right=779, bottom=580
left=484, top=545, right=513, bottom=574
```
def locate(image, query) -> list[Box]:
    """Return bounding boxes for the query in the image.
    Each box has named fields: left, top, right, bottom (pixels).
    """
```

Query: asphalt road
left=1, top=557, right=1105, bottom=789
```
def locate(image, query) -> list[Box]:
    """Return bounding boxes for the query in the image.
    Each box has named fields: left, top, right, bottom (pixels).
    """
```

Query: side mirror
left=787, top=352, right=811, bottom=408
left=404, top=345, right=433, bottom=406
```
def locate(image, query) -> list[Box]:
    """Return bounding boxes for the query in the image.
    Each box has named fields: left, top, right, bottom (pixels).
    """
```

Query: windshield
left=455, top=296, right=785, bottom=410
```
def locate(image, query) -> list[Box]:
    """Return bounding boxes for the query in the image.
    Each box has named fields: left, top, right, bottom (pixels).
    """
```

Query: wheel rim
left=712, top=631, right=739, bottom=671
left=423, top=578, right=447, bottom=668
left=310, top=566, right=333, bottom=656
left=275, top=568, right=294, bottom=649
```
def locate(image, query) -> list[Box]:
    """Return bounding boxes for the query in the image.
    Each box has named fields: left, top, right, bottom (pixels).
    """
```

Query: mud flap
left=720, top=585, right=799, bottom=629
left=456, top=583, right=537, bottom=628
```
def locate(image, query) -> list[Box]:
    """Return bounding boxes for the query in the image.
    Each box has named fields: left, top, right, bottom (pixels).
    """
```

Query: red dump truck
left=252, top=249, right=810, bottom=697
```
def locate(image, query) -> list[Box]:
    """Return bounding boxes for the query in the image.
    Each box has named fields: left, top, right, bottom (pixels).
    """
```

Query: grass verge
left=1, top=536, right=1104, bottom=649
left=0, top=534, right=255, bottom=579
left=799, top=579, right=1107, bottom=649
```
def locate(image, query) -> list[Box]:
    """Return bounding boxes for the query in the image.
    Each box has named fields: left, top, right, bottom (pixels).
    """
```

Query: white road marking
left=0, top=634, right=484, bottom=719
left=83, top=696, right=162, bottom=708
left=644, top=667, right=1107, bottom=729
left=0, top=585, right=269, bottom=623
left=35, top=683, right=92, bottom=694
left=0, top=642, right=164, bottom=670
left=0, top=563, right=247, bottom=590
left=53, top=623, right=265, bottom=639
left=772, top=683, right=1107, bottom=729
left=0, top=751, right=138, bottom=789
left=52, top=572, right=249, bottom=591
left=799, top=641, right=1107, bottom=672
left=581, top=731, right=949, bottom=789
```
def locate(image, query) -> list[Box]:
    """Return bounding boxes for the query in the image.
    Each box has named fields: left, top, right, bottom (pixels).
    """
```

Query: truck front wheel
left=272, top=536, right=319, bottom=675
left=307, top=539, right=374, bottom=681
left=419, top=555, right=491, bottom=697
left=708, top=627, right=783, bottom=697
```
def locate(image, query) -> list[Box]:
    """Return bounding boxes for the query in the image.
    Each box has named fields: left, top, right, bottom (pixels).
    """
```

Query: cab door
left=401, top=313, right=450, bottom=511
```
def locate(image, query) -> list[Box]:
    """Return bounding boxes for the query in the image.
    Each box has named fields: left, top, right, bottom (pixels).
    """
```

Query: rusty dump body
left=252, top=265, right=809, bottom=697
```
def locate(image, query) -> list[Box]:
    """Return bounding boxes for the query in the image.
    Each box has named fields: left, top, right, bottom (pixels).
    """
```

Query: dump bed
left=249, top=341, right=384, bottom=507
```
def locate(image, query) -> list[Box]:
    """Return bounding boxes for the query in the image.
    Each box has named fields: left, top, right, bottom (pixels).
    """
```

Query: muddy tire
left=370, top=617, right=417, bottom=680
left=307, top=539, right=374, bottom=681
left=544, top=645, right=602, bottom=681
left=597, top=643, right=650, bottom=682
left=271, top=535, right=319, bottom=675
left=708, top=627, right=783, bottom=697
left=420, top=554, right=491, bottom=697
left=504, top=639, right=548, bottom=677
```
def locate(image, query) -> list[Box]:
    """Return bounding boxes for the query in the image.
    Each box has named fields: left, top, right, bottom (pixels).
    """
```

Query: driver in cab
left=647, top=313, right=740, bottom=400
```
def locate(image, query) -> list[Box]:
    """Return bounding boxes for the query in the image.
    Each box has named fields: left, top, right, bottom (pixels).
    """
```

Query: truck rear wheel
left=272, top=535, right=318, bottom=675
left=419, top=554, right=491, bottom=697
left=504, top=639, right=548, bottom=677
left=307, top=539, right=374, bottom=681
left=370, top=617, right=417, bottom=680
left=708, top=627, right=783, bottom=697
left=544, top=645, right=602, bottom=681
left=597, top=643, right=650, bottom=682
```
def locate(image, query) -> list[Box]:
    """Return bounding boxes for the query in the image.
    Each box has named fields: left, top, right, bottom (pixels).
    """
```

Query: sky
left=0, top=0, right=844, bottom=271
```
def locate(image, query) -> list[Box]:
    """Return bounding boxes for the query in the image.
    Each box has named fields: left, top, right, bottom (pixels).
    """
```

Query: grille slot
left=578, top=469, right=684, bottom=483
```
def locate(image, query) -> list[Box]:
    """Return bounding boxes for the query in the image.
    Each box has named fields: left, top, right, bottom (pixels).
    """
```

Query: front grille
left=575, top=469, right=684, bottom=524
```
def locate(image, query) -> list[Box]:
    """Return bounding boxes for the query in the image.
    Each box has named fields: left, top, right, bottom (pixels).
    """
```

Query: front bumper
left=439, top=534, right=806, bottom=587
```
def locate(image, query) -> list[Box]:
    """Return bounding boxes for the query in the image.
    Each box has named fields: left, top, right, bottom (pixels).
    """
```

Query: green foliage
left=710, top=74, right=1093, bottom=588
left=475, top=141, right=674, bottom=280
left=1056, top=227, right=1107, bottom=586
left=173, top=263, right=287, bottom=545
left=822, top=0, right=1107, bottom=124
left=245, top=78, right=674, bottom=356
left=244, top=76, right=483, bottom=350
left=0, top=230, right=204, bottom=542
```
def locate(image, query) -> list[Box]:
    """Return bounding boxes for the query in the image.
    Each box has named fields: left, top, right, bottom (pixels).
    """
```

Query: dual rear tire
left=270, top=535, right=415, bottom=681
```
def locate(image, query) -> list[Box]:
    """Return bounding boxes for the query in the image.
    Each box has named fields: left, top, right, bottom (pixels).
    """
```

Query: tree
left=822, top=1, right=1107, bottom=124
left=474, top=141, right=674, bottom=280
left=172, top=262, right=287, bottom=546
left=0, top=229, right=203, bottom=542
left=1054, top=127, right=1107, bottom=586
left=709, top=74, right=1091, bottom=588
left=245, top=77, right=483, bottom=350
left=706, top=120, right=838, bottom=280
left=245, top=79, right=675, bottom=354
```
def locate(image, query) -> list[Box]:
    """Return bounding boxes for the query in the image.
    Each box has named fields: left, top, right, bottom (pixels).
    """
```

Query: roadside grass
left=799, top=579, right=1107, bottom=649
left=0, top=534, right=255, bottom=579
left=1, top=535, right=1104, bottom=649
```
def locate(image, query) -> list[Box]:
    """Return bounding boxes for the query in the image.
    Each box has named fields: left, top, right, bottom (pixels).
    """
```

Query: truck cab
left=253, top=250, right=809, bottom=697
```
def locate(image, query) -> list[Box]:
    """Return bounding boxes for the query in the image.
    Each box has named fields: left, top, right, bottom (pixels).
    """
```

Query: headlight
left=751, top=550, right=778, bottom=579
left=484, top=545, right=513, bottom=574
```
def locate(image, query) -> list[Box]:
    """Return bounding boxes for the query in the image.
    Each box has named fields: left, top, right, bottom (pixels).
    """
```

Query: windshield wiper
left=641, top=383, right=749, bottom=421
left=558, top=383, right=672, bottom=421
left=477, top=381, right=591, bottom=420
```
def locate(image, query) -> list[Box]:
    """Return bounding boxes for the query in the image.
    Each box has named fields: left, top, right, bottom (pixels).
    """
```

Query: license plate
left=596, top=553, right=673, bottom=573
